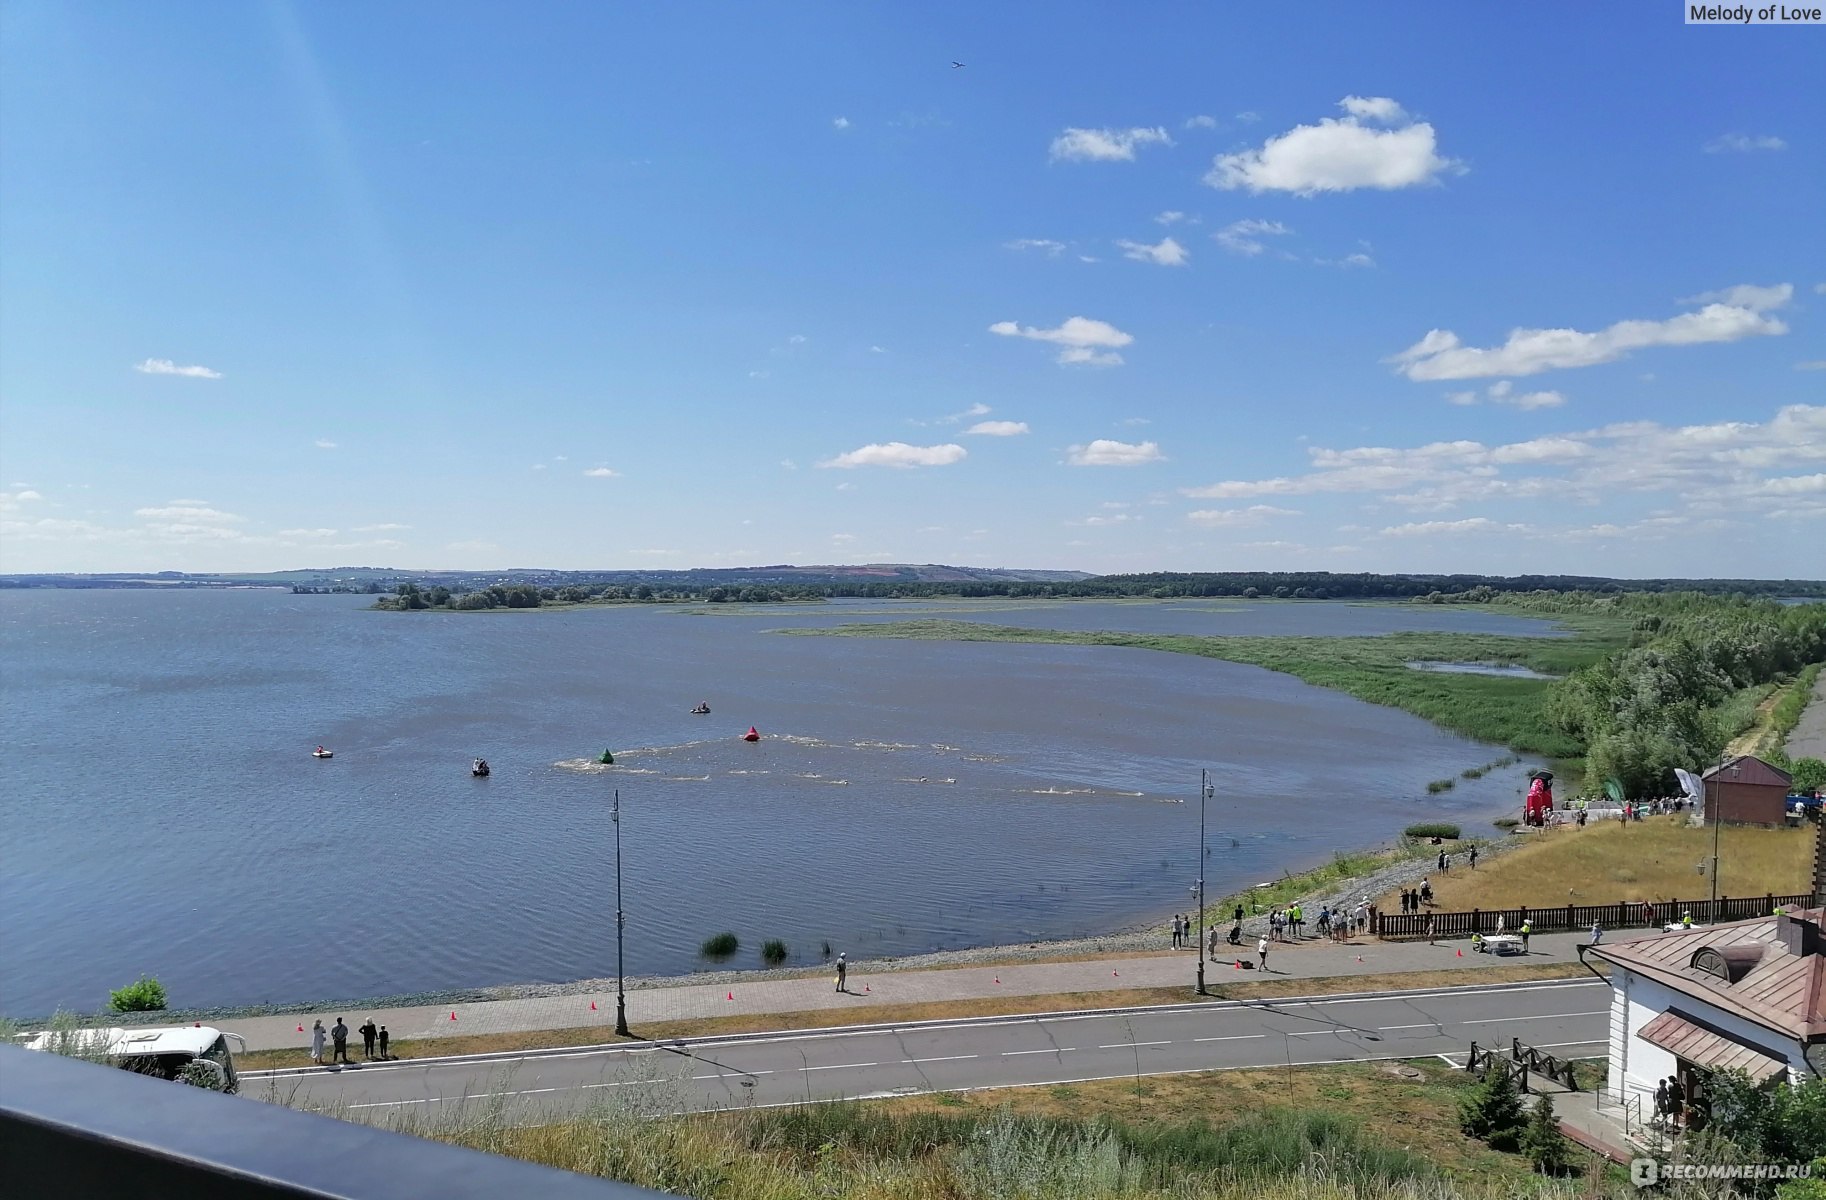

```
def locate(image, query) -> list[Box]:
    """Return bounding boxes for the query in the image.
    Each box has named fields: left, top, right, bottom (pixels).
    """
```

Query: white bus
left=20, top=1025, right=247, bottom=1093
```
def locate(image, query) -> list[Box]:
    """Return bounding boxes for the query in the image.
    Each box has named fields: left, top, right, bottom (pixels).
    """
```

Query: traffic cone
left=195, top=1021, right=201, bottom=1028
left=297, top=1024, right=305, bottom=1033
left=1112, top=970, right=1119, bottom=977
left=1456, top=948, right=1463, bottom=957
left=590, top=1001, right=597, bottom=1011
left=449, top=1012, right=457, bottom=1022
left=993, top=977, right=1000, bottom=985
left=726, top=992, right=734, bottom=1001
left=1356, top=956, right=1363, bottom=963
left=864, top=985, right=870, bottom=993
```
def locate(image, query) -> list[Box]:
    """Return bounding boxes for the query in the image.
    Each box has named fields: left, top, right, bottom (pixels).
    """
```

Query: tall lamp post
left=613, top=789, right=630, bottom=1036
left=1195, top=768, right=1214, bottom=996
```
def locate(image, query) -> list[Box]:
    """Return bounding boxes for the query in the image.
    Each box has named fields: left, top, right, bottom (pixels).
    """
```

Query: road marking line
left=1098, top=1041, right=1171, bottom=1049
left=902, top=1055, right=979, bottom=1064
left=1288, top=1030, right=1350, bottom=1037
left=1460, top=1011, right=1607, bottom=1024
left=1002, top=1048, right=1073, bottom=1056
left=1193, top=1035, right=1266, bottom=1043
left=1379, top=1023, right=1442, bottom=1031
left=799, top=1062, right=877, bottom=1072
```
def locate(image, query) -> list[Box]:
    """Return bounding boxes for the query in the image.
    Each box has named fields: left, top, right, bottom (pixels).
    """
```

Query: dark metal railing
left=0, top=1045, right=669, bottom=1199
left=1376, top=893, right=1809, bottom=940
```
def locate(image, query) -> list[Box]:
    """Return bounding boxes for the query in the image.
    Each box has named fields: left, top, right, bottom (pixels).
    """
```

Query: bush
left=108, top=975, right=167, bottom=1013
left=1459, top=1066, right=1526, bottom=1152
left=1404, top=823, right=1462, bottom=839
left=1792, top=757, right=1826, bottom=795
left=1425, top=778, right=1456, bottom=794
left=760, top=939, right=789, bottom=966
left=699, top=932, right=739, bottom=960
left=1493, top=817, right=1520, bottom=829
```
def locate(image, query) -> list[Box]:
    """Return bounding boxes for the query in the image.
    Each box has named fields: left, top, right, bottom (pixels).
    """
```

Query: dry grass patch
left=1389, top=816, right=1810, bottom=912
left=238, top=964, right=1583, bottom=1072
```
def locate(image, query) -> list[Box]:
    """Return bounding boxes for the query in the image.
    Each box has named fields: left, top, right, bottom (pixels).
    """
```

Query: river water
left=0, top=591, right=1557, bottom=1014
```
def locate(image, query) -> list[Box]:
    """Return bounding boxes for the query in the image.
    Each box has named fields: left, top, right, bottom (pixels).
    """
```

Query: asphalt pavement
left=246, top=978, right=1611, bottom=1124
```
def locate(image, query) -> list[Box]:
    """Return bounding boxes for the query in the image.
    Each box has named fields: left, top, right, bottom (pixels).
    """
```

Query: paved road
left=1786, top=671, right=1826, bottom=761
left=247, top=979, right=1610, bottom=1123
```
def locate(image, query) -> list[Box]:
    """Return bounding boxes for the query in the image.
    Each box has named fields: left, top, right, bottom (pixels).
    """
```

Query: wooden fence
left=1466, top=1038, right=1581, bottom=1093
left=1375, top=893, right=1812, bottom=940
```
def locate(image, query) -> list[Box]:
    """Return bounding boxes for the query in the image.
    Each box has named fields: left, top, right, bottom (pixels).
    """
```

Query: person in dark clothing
left=359, top=1019, right=378, bottom=1059
left=1233, top=904, right=1244, bottom=924
left=834, top=953, right=847, bottom=992
left=377, top=1026, right=390, bottom=1060
left=331, top=1018, right=350, bottom=1065
left=1437, top=851, right=1447, bottom=871
left=1469, top=845, right=1479, bottom=868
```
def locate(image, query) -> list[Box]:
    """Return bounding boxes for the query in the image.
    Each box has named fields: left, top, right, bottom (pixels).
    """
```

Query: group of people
left=1436, top=846, right=1477, bottom=872
left=308, top=1017, right=390, bottom=1065
left=1397, top=879, right=1434, bottom=913
left=1653, top=1076, right=1706, bottom=1131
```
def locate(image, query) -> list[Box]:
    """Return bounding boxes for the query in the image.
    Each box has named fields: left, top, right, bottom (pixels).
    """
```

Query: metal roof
left=20, top=1026, right=222, bottom=1059
left=1588, top=909, right=1826, bottom=1043
left=1701, top=755, right=1794, bottom=788
left=1637, top=1010, right=1787, bottom=1081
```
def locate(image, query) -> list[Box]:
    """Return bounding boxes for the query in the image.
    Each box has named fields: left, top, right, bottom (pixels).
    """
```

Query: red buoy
left=742, top=726, right=760, bottom=742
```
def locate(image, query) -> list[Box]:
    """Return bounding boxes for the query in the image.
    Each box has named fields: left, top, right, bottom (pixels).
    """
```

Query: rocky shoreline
left=58, top=828, right=1524, bottom=1029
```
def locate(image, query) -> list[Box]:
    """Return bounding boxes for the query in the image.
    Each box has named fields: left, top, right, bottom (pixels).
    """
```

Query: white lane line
left=903, top=1055, right=979, bottom=1064
left=1193, top=1035, right=1266, bottom=1043
left=694, top=1071, right=774, bottom=1080
left=1460, top=1011, right=1608, bottom=1024
left=799, top=1062, right=878, bottom=1072
left=1288, top=1029, right=1351, bottom=1037
left=1002, top=1048, right=1074, bottom=1056
left=1098, top=1040, right=1172, bottom=1049
left=1379, top=1023, right=1442, bottom=1031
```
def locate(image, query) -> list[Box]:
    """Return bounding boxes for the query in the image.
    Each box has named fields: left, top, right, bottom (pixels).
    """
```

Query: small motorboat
left=312, top=746, right=334, bottom=759
left=471, top=758, right=491, bottom=778
left=741, top=726, right=760, bottom=742
left=690, top=703, right=710, bottom=715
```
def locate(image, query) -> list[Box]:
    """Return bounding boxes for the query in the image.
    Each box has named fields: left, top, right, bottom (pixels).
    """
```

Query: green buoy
left=600, top=749, right=615, bottom=765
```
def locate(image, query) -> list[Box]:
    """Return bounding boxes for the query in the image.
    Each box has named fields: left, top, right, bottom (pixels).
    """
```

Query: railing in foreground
left=1376, top=892, right=1811, bottom=940
left=0, top=1044, right=668, bottom=1199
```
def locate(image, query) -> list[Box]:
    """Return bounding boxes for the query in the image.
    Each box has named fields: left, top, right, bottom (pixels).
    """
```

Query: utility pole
left=1709, top=758, right=1741, bottom=926
left=613, top=789, right=630, bottom=1036
left=1196, top=768, right=1213, bottom=996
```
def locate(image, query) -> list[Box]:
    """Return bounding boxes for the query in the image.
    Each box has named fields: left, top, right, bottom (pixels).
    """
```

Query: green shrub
left=699, top=932, right=739, bottom=960
left=1522, top=1093, right=1573, bottom=1173
left=1792, top=757, right=1826, bottom=795
left=1459, top=1066, right=1526, bottom=1152
left=108, top=975, right=167, bottom=1013
left=1404, top=823, right=1462, bottom=840
left=1494, top=817, right=1520, bottom=829
left=1425, top=778, right=1456, bottom=794
left=760, top=939, right=789, bottom=966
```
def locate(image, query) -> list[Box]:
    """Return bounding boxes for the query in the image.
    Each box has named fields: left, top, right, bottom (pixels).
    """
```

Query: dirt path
left=1728, top=687, right=1786, bottom=757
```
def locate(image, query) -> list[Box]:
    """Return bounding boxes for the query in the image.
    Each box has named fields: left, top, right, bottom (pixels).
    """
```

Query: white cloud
left=1506, top=389, right=1564, bottom=410
left=133, top=503, right=243, bottom=523
left=989, top=316, right=1134, bottom=367
left=1049, top=126, right=1171, bottom=162
left=1214, top=218, right=1291, bottom=256
left=787, top=334, right=807, bottom=345
left=1154, top=210, right=1187, bottom=225
left=1117, top=236, right=1188, bottom=266
left=1072, top=513, right=1138, bottom=527
left=869, top=345, right=886, bottom=354
left=1679, top=283, right=1792, bottom=311
left=1206, top=96, right=1459, bottom=195
left=1389, top=284, right=1792, bottom=380
left=938, top=402, right=992, bottom=424
left=1380, top=517, right=1505, bottom=536
left=819, top=442, right=967, bottom=469
left=1337, top=252, right=1376, bottom=268
left=1797, top=361, right=1826, bottom=371
left=314, top=439, right=337, bottom=449
left=831, top=533, right=857, bottom=543
left=1185, top=505, right=1298, bottom=527
left=352, top=523, right=410, bottom=532
left=1004, top=238, right=1067, bottom=256
left=134, top=358, right=222, bottom=379
left=1704, top=133, right=1785, bottom=153
left=1450, top=381, right=1567, bottom=409
left=1235, top=110, right=1260, bottom=123
left=1445, top=391, right=1478, bottom=407
left=533, top=463, right=547, bottom=470
left=832, top=116, right=851, bottom=130
left=965, top=420, right=1029, bottom=436
left=278, top=528, right=338, bottom=538
left=583, top=467, right=620, bottom=477
left=1183, top=115, right=1217, bottom=130
left=1066, top=439, right=1164, bottom=467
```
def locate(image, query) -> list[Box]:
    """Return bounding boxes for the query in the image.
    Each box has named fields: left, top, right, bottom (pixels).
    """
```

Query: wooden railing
left=1376, top=893, right=1810, bottom=940
left=1465, top=1038, right=1580, bottom=1093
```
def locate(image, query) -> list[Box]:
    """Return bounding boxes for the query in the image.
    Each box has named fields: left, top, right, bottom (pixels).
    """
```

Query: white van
left=21, top=1025, right=247, bottom=1093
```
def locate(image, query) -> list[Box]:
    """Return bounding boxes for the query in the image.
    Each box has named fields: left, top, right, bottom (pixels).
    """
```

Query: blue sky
left=1, top=2, right=1820, bottom=576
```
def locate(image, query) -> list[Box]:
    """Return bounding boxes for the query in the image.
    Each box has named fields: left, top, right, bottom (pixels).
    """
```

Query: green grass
left=700, top=931, right=739, bottom=959
left=760, top=938, right=789, bottom=966
left=1404, top=823, right=1462, bottom=840
left=1201, top=844, right=1443, bottom=926
left=1426, top=779, right=1456, bottom=794
left=785, top=609, right=1632, bottom=761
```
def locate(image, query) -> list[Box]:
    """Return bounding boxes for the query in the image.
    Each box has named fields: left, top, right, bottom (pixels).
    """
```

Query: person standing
left=359, top=1018, right=378, bottom=1059
left=1174, top=914, right=1185, bottom=949
left=1209, top=925, right=1221, bottom=959
left=309, top=1020, right=326, bottom=1066
left=1469, top=846, right=1478, bottom=869
left=1426, top=915, right=1437, bottom=945
left=377, top=1026, right=390, bottom=1060
left=1257, top=936, right=1269, bottom=972
left=1590, top=920, right=1602, bottom=945
left=331, top=1018, right=350, bottom=1065
left=1520, top=919, right=1533, bottom=953
left=1438, top=850, right=1447, bottom=871
left=834, top=952, right=847, bottom=992
left=1232, top=903, right=1244, bottom=925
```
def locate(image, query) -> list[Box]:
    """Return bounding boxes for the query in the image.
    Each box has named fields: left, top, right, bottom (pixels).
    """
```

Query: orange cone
left=1456, top=948, right=1463, bottom=957
left=297, top=1024, right=305, bottom=1033
left=1112, top=970, right=1119, bottom=977
left=1356, top=956, right=1363, bottom=963
left=994, top=977, right=1000, bottom=984
left=864, top=985, right=871, bottom=993
left=590, top=1001, right=597, bottom=1011
left=449, top=1012, right=458, bottom=1021
left=726, top=992, right=734, bottom=1001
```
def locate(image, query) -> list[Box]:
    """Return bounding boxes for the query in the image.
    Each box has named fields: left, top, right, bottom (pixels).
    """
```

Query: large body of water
left=0, top=592, right=1560, bottom=1015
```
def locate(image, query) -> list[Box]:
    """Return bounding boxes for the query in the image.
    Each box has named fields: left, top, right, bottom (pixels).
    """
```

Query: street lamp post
left=613, top=789, right=630, bottom=1036
left=1196, top=768, right=1214, bottom=996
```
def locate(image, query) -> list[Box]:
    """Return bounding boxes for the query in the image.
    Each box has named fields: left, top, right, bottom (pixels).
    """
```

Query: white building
left=1586, top=908, right=1826, bottom=1123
